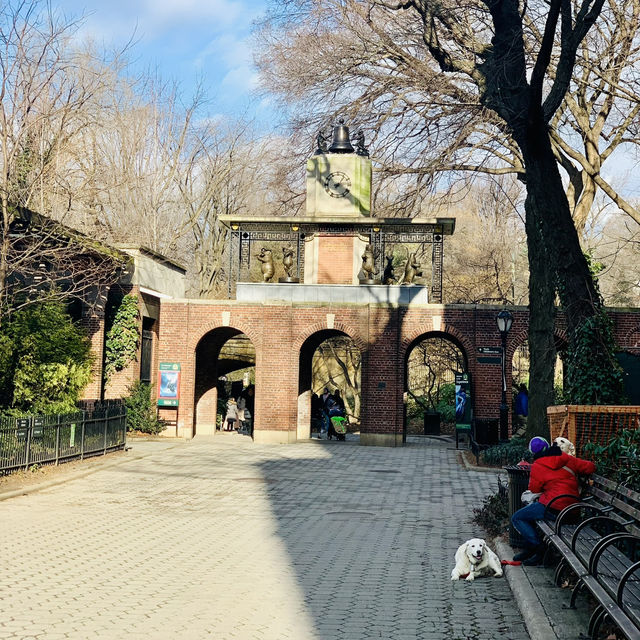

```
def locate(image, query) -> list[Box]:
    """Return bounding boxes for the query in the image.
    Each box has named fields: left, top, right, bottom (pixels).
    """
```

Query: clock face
left=323, top=171, right=351, bottom=198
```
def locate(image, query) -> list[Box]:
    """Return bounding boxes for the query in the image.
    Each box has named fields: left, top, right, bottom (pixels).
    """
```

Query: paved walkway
left=1, top=435, right=532, bottom=639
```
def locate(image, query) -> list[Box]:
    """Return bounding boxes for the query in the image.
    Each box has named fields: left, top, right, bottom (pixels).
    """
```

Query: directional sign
left=478, top=347, right=502, bottom=355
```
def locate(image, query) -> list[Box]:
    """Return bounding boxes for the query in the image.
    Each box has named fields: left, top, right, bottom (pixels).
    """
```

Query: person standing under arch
left=224, top=397, right=238, bottom=432
left=514, top=384, right=529, bottom=437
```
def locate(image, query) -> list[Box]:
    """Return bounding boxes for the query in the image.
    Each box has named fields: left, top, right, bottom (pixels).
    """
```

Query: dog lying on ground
left=451, top=538, right=503, bottom=581
left=554, top=436, right=576, bottom=456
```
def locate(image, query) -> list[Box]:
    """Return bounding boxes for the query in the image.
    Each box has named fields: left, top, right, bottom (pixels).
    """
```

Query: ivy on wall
left=104, top=294, right=139, bottom=383
left=564, top=309, right=625, bottom=404
left=559, top=252, right=625, bottom=406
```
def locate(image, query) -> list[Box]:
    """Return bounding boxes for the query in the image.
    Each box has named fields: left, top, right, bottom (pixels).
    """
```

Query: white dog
left=554, top=436, right=576, bottom=456
left=451, top=538, right=503, bottom=581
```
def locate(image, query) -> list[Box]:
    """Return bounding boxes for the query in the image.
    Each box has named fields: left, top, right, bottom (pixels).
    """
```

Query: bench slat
left=529, top=475, right=640, bottom=639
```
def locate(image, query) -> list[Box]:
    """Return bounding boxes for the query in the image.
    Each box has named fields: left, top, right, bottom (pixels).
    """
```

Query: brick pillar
left=157, top=302, right=192, bottom=438
left=253, top=306, right=298, bottom=444
left=360, top=306, right=403, bottom=446
left=196, top=386, right=218, bottom=435
left=79, top=306, right=106, bottom=401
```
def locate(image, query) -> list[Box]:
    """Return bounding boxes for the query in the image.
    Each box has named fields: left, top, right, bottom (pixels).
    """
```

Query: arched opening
left=297, top=330, right=361, bottom=441
left=404, top=333, right=468, bottom=441
left=194, top=328, right=256, bottom=437
left=511, top=339, right=566, bottom=436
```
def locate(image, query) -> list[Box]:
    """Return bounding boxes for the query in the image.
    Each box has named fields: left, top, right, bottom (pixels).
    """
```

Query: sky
left=52, top=0, right=275, bottom=124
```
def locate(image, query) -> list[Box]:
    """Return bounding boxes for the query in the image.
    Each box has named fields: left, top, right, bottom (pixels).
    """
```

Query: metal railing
left=0, top=402, right=126, bottom=473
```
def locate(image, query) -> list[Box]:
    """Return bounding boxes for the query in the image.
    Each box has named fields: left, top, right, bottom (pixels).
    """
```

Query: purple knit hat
left=529, top=436, right=550, bottom=455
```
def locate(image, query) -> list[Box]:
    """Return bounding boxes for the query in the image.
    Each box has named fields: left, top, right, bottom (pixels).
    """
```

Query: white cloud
left=221, top=64, right=260, bottom=93
left=65, top=0, right=259, bottom=46
left=196, top=33, right=251, bottom=69
left=139, top=0, right=250, bottom=35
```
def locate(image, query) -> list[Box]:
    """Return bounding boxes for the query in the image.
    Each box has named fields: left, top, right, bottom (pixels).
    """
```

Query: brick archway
left=156, top=301, right=640, bottom=443
left=293, top=320, right=367, bottom=353
left=192, top=324, right=258, bottom=437
left=189, top=321, right=261, bottom=353
left=621, top=325, right=640, bottom=351
left=402, top=328, right=471, bottom=440
left=401, top=323, right=473, bottom=361
left=295, top=326, right=364, bottom=441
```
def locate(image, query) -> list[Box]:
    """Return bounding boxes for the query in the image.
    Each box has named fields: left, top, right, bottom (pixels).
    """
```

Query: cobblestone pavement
left=0, top=435, right=530, bottom=640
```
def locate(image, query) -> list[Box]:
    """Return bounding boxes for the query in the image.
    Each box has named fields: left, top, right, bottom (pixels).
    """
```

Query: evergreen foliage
left=481, top=438, right=530, bottom=467
left=124, top=381, right=164, bottom=434
left=584, top=429, right=640, bottom=491
left=564, top=309, right=625, bottom=405
left=104, top=295, right=139, bottom=383
left=435, top=382, right=456, bottom=424
left=0, top=300, right=92, bottom=413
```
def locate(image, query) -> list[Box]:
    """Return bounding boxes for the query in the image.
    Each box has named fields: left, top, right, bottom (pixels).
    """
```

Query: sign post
left=454, top=372, right=472, bottom=448
left=158, top=362, right=181, bottom=407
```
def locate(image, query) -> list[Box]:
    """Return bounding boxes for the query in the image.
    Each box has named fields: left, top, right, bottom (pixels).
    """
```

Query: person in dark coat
left=514, top=384, right=529, bottom=436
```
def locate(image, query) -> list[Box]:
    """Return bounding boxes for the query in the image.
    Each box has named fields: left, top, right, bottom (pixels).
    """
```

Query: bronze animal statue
left=256, top=247, right=275, bottom=282
left=402, top=252, right=422, bottom=284
left=282, top=245, right=295, bottom=279
left=361, top=244, right=377, bottom=280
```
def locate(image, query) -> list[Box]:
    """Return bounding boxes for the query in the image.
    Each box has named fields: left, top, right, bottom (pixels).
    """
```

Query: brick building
left=81, top=123, right=640, bottom=445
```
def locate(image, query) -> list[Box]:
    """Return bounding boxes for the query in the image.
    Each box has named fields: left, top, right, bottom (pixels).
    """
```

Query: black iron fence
left=0, top=402, right=126, bottom=473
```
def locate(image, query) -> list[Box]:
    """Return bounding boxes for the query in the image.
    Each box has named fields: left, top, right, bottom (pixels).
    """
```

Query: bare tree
left=173, top=122, right=277, bottom=298
left=257, top=0, right=626, bottom=431
left=0, top=2, right=126, bottom=322
left=443, top=177, right=528, bottom=305
left=312, top=337, right=362, bottom=424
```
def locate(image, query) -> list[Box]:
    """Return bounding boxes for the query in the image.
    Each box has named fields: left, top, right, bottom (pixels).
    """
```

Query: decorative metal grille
left=431, top=234, right=444, bottom=303
left=224, top=221, right=446, bottom=302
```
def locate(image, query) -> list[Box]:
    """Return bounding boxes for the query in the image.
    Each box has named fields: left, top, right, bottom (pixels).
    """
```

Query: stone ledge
left=359, top=433, right=403, bottom=447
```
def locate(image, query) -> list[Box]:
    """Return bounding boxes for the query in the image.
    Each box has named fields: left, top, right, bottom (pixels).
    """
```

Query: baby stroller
left=328, top=414, right=347, bottom=441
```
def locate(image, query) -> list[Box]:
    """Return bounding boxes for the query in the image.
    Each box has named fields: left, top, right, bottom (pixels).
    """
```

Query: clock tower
left=304, top=121, right=373, bottom=284
left=306, top=120, right=372, bottom=218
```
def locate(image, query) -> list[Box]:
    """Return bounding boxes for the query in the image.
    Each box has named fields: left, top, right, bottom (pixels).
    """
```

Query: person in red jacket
left=511, top=436, right=595, bottom=565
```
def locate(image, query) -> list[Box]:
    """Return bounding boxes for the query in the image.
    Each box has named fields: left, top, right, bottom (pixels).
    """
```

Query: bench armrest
left=543, top=495, right=581, bottom=531
left=570, top=515, right=627, bottom=554
left=617, top=559, right=640, bottom=607
left=589, top=533, right=640, bottom=578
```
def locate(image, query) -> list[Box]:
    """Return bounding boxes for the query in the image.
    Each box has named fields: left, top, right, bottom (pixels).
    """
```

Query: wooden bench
left=535, top=475, right=640, bottom=639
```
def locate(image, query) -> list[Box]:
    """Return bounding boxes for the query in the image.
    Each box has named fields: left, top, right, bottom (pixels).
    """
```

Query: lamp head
left=496, top=309, right=513, bottom=335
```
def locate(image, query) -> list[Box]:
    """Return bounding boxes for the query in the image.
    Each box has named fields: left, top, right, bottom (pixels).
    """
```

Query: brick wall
left=317, top=235, right=355, bottom=284
left=79, top=307, right=106, bottom=401
left=147, top=300, right=640, bottom=442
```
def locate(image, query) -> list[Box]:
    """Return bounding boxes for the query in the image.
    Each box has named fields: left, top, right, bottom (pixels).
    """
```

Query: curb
left=457, top=449, right=504, bottom=474
left=495, top=539, right=558, bottom=640
left=0, top=440, right=185, bottom=502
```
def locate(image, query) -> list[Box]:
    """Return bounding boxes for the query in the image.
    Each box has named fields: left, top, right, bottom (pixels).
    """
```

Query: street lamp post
left=496, top=309, right=513, bottom=441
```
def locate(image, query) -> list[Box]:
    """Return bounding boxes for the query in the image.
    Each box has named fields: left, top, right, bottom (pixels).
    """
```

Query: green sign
left=158, top=362, right=181, bottom=407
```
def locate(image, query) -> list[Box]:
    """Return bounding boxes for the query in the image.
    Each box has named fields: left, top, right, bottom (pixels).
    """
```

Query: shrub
left=0, top=300, right=92, bottom=413
left=436, top=382, right=456, bottom=423
left=481, top=437, right=530, bottom=467
left=471, top=478, right=510, bottom=538
left=583, top=428, right=640, bottom=491
left=124, top=381, right=164, bottom=435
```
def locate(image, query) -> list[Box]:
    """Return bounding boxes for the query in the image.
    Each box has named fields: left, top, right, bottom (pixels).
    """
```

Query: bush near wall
left=480, top=438, right=530, bottom=467
left=583, top=429, right=640, bottom=491
left=124, top=381, right=164, bottom=435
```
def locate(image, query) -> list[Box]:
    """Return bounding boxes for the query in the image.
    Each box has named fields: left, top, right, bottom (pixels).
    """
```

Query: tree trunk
left=516, top=116, right=623, bottom=407
left=524, top=198, right=556, bottom=439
